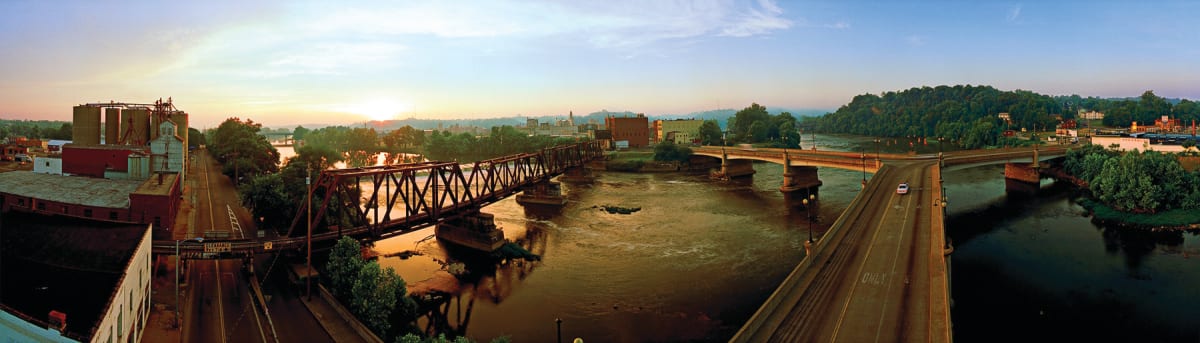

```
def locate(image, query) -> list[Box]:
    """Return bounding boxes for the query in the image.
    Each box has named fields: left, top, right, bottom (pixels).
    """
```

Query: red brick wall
left=62, top=146, right=136, bottom=178
left=605, top=116, right=649, bottom=148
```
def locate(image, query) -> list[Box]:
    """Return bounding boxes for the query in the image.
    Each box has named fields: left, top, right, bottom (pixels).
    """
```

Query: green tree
left=293, top=125, right=310, bottom=141
left=778, top=121, right=800, bottom=148
left=239, top=174, right=290, bottom=232
left=729, top=103, right=770, bottom=143
left=698, top=120, right=722, bottom=145
left=350, top=261, right=398, bottom=335
left=327, top=236, right=365, bottom=298
left=653, top=140, right=692, bottom=163
left=187, top=127, right=207, bottom=148
left=209, top=118, right=280, bottom=184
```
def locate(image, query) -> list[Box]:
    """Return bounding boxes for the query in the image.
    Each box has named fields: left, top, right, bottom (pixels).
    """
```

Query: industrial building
left=653, top=119, right=705, bottom=145
left=0, top=98, right=187, bottom=227
left=604, top=113, right=650, bottom=148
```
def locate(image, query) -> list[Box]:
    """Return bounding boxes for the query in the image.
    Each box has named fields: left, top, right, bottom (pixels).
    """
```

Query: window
left=62, top=205, right=68, bottom=214
left=84, top=209, right=93, bottom=217
left=110, top=211, right=119, bottom=220
left=36, top=202, right=44, bottom=210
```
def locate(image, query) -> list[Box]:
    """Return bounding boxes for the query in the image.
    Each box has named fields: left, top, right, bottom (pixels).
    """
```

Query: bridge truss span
left=154, top=141, right=603, bottom=256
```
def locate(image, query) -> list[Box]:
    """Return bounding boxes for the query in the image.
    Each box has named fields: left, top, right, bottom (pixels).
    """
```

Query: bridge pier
left=1004, top=162, right=1040, bottom=183
left=436, top=210, right=506, bottom=252
left=558, top=166, right=595, bottom=183
left=780, top=165, right=822, bottom=193
left=516, top=180, right=567, bottom=206
left=721, top=159, right=756, bottom=178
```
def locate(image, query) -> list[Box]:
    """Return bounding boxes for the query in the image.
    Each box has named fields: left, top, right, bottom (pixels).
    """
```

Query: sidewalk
left=299, top=291, right=371, bottom=343
left=142, top=152, right=204, bottom=342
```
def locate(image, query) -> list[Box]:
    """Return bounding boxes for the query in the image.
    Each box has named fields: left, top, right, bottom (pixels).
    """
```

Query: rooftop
left=0, top=211, right=148, bottom=340
left=132, top=173, right=178, bottom=197
left=0, top=171, right=142, bottom=208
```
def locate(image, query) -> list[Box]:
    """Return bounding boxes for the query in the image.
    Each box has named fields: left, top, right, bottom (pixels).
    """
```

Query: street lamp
left=801, top=194, right=816, bottom=243
left=860, top=150, right=867, bottom=187
left=175, top=237, right=203, bottom=329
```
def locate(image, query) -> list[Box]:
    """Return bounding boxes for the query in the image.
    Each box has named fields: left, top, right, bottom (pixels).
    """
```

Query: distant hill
left=265, top=105, right=832, bottom=132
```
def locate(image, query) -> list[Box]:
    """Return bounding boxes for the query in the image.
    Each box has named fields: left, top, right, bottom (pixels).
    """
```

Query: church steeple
left=568, top=111, right=574, bottom=126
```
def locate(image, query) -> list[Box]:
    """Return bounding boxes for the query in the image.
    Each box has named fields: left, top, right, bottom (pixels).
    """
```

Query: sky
left=1, top=0, right=1197, bottom=128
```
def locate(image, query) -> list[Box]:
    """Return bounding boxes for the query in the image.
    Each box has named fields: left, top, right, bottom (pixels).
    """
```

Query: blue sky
left=1, top=0, right=1197, bottom=128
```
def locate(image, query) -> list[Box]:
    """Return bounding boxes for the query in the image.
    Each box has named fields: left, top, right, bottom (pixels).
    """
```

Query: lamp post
left=860, top=150, right=867, bottom=187
left=306, top=172, right=313, bottom=301
left=801, top=194, right=816, bottom=243
left=175, top=237, right=203, bottom=329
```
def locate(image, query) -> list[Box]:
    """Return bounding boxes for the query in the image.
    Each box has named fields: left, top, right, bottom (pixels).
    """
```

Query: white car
left=896, top=183, right=909, bottom=195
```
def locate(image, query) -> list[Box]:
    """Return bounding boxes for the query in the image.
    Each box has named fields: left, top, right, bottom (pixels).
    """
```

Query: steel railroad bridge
left=152, top=141, right=603, bottom=257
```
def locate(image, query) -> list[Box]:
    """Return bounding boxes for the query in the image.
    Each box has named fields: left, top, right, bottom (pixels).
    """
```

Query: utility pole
left=305, top=172, right=313, bottom=301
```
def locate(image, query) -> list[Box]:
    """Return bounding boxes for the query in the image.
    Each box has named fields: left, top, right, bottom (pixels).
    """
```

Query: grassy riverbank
left=1078, top=198, right=1200, bottom=230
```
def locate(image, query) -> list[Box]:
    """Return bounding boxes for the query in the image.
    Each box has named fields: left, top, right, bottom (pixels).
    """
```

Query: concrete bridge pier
left=1003, top=163, right=1040, bottom=183
left=721, top=159, right=757, bottom=178
left=436, top=210, right=506, bottom=252
left=516, top=180, right=567, bottom=206
left=780, top=165, right=823, bottom=193
left=558, top=165, right=595, bottom=183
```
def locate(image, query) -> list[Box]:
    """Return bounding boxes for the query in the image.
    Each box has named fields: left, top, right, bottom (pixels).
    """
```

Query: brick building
left=604, top=114, right=649, bottom=148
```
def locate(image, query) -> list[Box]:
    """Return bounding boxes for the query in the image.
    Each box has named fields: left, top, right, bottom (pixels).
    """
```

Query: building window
left=154, top=217, right=161, bottom=228
left=84, top=209, right=93, bottom=217
left=110, top=211, right=119, bottom=220
left=37, top=202, right=44, bottom=210
left=62, top=205, right=68, bottom=214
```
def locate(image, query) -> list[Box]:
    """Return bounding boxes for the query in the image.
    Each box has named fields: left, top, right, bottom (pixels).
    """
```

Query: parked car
left=896, top=182, right=909, bottom=195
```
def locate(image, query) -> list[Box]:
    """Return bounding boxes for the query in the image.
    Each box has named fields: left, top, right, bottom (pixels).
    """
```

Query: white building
left=33, top=156, right=64, bottom=175
left=150, top=120, right=186, bottom=184
left=0, top=226, right=152, bottom=343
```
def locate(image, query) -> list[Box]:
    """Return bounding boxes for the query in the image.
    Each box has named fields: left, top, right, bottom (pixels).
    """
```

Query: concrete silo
left=122, top=108, right=151, bottom=145
left=104, top=108, right=121, bottom=145
left=72, top=105, right=101, bottom=146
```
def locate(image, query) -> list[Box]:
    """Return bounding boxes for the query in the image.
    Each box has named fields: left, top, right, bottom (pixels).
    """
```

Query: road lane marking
left=216, top=261, right=227, bottom=343
left=830, top=180, right=900, bottom=341
left=874, top=182, right=916, bottom=343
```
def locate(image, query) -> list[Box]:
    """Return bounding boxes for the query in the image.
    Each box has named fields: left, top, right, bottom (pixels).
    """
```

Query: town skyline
left=2, top=0, right=1198, bottom=128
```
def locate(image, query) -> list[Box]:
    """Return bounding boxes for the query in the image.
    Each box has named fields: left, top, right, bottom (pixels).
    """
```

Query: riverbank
left=1077, top=198, right=1200, bottom=231
left=1046, top=167, right=1200, bottom=230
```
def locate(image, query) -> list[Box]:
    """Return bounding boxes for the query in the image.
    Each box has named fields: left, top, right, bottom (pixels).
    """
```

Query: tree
left=187, top=127, right=206, bottom=148
left=293, top=125, right=310, bottom=141
left=350, top=261, right=398, bottom=335
left=327, top=236, right=365, bottom=298
left=698, top=120, right=722, bottom=145
left=778, top=121, right=800, bottom=148
left=653, top=140, right=692, bottom=163
left=239, top=174, right=290, bottom=232
left=208, top=118, right=280, bottom=184
left=730, top=103, right=771, bottom=143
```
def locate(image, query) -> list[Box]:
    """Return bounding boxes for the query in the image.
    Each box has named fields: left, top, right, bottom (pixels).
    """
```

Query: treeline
left=1057, top=91, right=1200, bottom=127
left=0, top=120, right=72, bottom=141
left=814, top=85, right=1062, bottom=141
left=725, top=103, right=800, bottom=147
left=423, top=125, right=576, bottom=162
left=814, top=85, right=1199, bottom=147
left=1063, top=144, right=1200, bottom=213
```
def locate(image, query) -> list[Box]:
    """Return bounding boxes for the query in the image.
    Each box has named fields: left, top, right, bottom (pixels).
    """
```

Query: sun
left=350, top=99, right=411, bottom=121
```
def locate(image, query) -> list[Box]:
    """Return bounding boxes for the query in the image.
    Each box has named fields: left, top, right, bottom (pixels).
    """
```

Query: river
left=281, top=136, right=1200, bottom=342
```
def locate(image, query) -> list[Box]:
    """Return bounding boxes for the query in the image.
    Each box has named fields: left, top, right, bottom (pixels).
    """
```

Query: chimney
left=158, top=172, right=163, bottom=185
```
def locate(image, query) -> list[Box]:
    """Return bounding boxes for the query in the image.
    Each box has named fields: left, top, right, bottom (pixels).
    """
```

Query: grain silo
left=104, top=107, right=121, bottom=145
left=72, top=105, right=101, bottom=145
left=169, top=111, right=189, bottom=143
left=150, top=112, right=163, bottom=141
left=123, top=108, right=151, bottom=145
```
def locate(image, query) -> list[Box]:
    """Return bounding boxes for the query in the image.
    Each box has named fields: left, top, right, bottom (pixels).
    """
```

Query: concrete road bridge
left=151, top=141, right=604, bottom=257
left=718, top=144, right=1070, bottom=342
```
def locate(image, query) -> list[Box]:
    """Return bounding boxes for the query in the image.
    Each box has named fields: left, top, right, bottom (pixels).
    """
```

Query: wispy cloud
left=1007, top=4, right=1022, bottom=23
left=906, top=35, right=927, bottom=47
